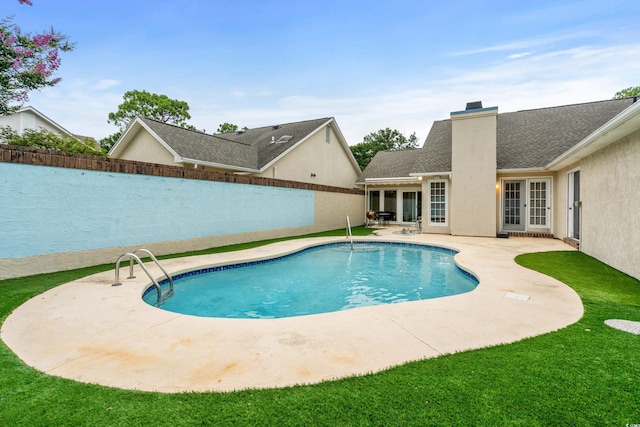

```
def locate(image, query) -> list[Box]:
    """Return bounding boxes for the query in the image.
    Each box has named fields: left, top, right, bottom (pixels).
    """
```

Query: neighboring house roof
left=367, top=98, right=638, bottom=178
left=109, top=116, right=360, bottom=173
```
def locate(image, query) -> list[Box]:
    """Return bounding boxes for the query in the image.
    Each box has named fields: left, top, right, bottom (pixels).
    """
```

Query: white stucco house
left=359, top=97, right=640, bottom=280
left=0, top=106, right=77, bottom=138
left=108, top=116, right=362, bottom=190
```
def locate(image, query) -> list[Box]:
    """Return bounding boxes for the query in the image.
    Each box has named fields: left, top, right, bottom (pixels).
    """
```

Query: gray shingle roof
left=216, top=118, right=332, bottom=168
left=359, top=149, right=421, bottom=180
left=139, top=117, right=332, bottom=170
left=497, top=98, right=634, bottom=169
left=141, top=117, right=257, bottom=169
left=365, top=98, right=636, bottom=177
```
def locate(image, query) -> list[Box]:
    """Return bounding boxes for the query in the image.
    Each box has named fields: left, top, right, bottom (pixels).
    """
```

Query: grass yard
left=1, top=231, right=639, bottom=426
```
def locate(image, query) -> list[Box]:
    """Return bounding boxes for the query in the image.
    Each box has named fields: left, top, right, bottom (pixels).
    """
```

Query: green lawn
left=1, top=232, right=639, bottom=426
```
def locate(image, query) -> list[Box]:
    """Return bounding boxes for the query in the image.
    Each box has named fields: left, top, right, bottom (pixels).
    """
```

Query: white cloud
left=94, top=79, right=122, bottom=90
left=452, top=30, right=596, bottom=56
left=507, top=52, right=533, bottom=59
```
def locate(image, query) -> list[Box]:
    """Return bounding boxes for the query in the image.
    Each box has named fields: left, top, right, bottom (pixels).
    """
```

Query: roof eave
left=546, top=100, right=640, bottom=171
left=181, top=158, right=260, bottom=173
left=409, top=171, right=451, bottom=177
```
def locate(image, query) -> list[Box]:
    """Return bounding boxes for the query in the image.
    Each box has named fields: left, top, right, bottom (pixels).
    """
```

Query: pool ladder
left=346, top=215, right=353, bottom=250
left=112, top=249, right=174, bottom=306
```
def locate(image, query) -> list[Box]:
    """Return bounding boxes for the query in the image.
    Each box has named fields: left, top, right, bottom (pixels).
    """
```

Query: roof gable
left=109, top=116, right=361, bottom=174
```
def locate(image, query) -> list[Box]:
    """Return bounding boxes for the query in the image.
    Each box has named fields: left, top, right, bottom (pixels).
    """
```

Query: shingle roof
left=140, top=118, right=257, bottom=169
left=216, top=118, right=332, bottom=168
left=359, top=149, right=421, bottom=180
left=497, top=98, right=634, bottom=169
left=367, top=98, right=636, bottom=177
left=138, top=117, right=332, bottom=171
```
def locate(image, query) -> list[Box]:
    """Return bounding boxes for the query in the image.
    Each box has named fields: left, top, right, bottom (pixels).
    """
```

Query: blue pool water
left=142, top=242, right=478, bottom=319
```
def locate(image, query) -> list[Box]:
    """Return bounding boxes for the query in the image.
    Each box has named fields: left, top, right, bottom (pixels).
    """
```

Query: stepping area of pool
left=1, top=231, right=583, bottom=393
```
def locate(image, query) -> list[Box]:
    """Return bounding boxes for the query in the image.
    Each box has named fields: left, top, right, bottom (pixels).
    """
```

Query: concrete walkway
left=1, top=231, right=583, bottom=393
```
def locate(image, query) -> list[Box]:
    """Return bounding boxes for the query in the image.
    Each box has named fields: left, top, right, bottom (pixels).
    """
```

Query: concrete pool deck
left=1, top=230, right=583, bottom=393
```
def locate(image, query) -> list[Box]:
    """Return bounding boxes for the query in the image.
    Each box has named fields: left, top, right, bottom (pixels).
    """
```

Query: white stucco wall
left=450, top=108, right=497, bottom=237
left=579, top=128, right=640, bottom=280
left=0, top=113, right=20, bottom=132
left=257, top=124, right=360, bottom=189
left=0, top=161, right=363, bottom=279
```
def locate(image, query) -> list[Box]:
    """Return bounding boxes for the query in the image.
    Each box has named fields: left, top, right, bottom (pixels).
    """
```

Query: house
left=0, top=106, right=76, bottom=138
left=359, top=97, right=640, bottom=279
left=108, top=116, right=362, bottom=189
left=0, top=105, right=100, bottom=149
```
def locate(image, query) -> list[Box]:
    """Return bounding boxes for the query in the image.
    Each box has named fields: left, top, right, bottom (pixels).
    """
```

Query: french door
left=502, top=178, right=551, bottom=232
left=503, top=180, right=525, bottom=231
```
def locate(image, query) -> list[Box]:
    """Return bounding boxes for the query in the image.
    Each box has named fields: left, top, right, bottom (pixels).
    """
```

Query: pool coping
left=0, top=231, right=583, bottom=393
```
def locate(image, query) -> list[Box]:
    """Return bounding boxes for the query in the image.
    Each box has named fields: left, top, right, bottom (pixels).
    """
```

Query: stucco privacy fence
left=0, top=144, right=364, bottom=280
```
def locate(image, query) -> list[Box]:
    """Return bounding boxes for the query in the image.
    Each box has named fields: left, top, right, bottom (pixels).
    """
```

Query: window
left=325, top=125, right=331, bottom=144
left=428, top=180, right=447, bottom=225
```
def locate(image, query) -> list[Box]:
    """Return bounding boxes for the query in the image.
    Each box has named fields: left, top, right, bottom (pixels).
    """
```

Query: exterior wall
left=0, top=113, right=21, bottom=132
left=0, top=145, right=364, bottom=279
left=33, top=114, right=64, bottom=135
left=118, top=129, right=178, bottom=166
left=579, top=128, right=640, bottom=280
left=450, top=108, right=497, bottom=237
left=257, top=124, right=360, bottom=189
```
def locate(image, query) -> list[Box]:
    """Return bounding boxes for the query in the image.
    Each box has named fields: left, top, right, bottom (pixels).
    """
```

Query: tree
left=1, top=1, right=74, bottom=114
left=349, top=128, right=419, bottom=170
left=100, top=90, right=196, bottom=151
left=614, top=86, right=640, bottom=99
left=216, top=123, right=249, bottom=133
left=217, top=122, right=238, bottom=133
left=0, top=125, right=105, bottom=156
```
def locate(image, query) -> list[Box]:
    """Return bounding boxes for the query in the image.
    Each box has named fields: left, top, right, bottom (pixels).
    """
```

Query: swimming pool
left=142, top=242, right=478, bottom=318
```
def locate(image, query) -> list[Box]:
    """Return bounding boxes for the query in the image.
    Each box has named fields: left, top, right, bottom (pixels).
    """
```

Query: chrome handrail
left=113, top=253, right=162, bottom=304
left=112, top=249, right=174, bottom=306
left=346, top=215, right=353, bottom=251
left=132, top=248, right=174, bottom=293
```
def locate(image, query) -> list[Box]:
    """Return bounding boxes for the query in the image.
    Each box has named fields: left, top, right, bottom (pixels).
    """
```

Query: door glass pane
left=403, top=192, right=416, bottom=222
left=384, top=190, right=396, bottom=220
left=503, top=180, right=525, bottom=231
left=573, top=172, right=580, bottom=239
left=529, top=180, right=548, bottom=227
left=369, top=191, right=380, bottom=212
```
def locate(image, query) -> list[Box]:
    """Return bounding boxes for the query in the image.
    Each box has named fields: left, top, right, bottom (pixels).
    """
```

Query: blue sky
left=7, top=0, right=640, bottom=145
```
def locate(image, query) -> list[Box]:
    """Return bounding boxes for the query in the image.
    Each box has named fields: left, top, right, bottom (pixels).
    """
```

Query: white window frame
left=428, top=179, right=448, bottom=226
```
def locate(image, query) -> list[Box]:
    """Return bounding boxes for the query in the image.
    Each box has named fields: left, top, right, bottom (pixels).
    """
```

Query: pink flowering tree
left=1, top=0, right=74, bottom=114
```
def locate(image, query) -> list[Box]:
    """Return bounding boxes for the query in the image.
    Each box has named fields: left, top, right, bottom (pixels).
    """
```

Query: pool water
left=143, top=242, right=478, bottom=319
